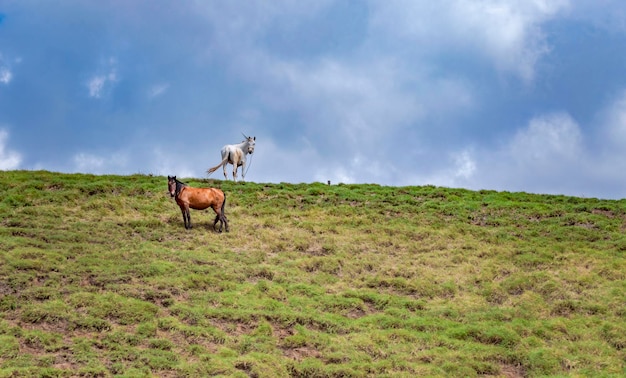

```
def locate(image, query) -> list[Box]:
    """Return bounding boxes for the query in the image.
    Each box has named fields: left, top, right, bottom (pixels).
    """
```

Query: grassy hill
left=0, top=170, right=624, bottom=377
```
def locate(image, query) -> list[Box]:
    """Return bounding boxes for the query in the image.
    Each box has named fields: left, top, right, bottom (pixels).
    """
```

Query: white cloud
left=400, top=148, right=478, bottom=189
left=444, top=112, right=589, bottom=196
left=72, top=151, right=128, bottom=174
left=586, top=89, right=626, bottom=182
left=440, top=95, right=626, bottom=198
left=370, top=0, right=570, bottom=82
left=244, top=136, right=317, bottom=183
left=73, top=153, right=105, bottom=171
left=71, top=147, right=201, bottom=177
left=87, top=76, right=107, bottom=98
left=196, top=1, right=334, bottom=50
left=148, top=83, right=170, bottom=99
left=598, top=89, right=626, bottom=148
left=0, top=53, right=14, bottom=84
left=250, top=94, right=626, bottom=198
left=0, top=68, right=12, bottom=84
left=149, top=147, right=195, bottom=178
left=567, top=0, right=626, bottom=33
left=0, top=129, right=22, bottom=170
left=486, top=112, right=585, bottom=192
left=269, top=58, right=425, bottom=137
left=86, top=58, right=118, bottom=98
left=258, top=55, right=474, bottom=155
left=453, top=149, right=477, bottom=180
left=509, top=112, right=583, bottom=165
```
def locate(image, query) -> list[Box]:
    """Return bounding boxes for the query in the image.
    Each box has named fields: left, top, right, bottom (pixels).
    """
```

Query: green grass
left=0, top=170, right=625, bottom=377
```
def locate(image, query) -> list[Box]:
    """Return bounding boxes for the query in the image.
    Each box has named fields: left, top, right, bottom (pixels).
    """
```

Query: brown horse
left=167, top=176, right=229, bottom=232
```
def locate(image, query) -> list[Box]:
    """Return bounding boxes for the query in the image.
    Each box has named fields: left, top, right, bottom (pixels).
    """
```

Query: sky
left=2, top=1, right=626, bottom=199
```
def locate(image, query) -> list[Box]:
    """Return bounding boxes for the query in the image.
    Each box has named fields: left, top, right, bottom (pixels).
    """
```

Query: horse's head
left=246, top=136, right=256, bottom=154
left=167, top=176, right=177, bottom=198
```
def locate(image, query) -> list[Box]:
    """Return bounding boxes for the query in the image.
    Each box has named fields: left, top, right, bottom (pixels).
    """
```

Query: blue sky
left=2, top=1, right=626, bottom=199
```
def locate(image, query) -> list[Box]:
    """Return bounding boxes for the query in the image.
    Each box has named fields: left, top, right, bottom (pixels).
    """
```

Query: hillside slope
left=0, top=170, right=624, bottom=377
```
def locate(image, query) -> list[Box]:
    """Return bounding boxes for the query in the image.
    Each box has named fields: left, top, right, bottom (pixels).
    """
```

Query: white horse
left=207, top=135, right=256, bottom=182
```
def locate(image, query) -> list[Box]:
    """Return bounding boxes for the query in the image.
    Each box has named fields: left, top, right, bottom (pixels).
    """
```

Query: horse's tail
left=221, top=191, right=226, bottom=216
left=207, top=156, right=228, bottom=174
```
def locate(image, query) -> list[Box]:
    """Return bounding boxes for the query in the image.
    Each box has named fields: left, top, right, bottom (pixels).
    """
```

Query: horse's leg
left=231, top=154, right=239, bottom=182
left=180, top=207, right=188, bottom=229
left=222, top=214, right=229, bottom=232
left=240, top=161, right=246, bottom=182
left=212, top=205, right=223, bottom=232
left=213, top=214, right=221, bottom=232
left=218, top=193, right=228, bottom=232
left=221, top=151, right=228, bottom=180
left=185, top=207, right=192, bottom=229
